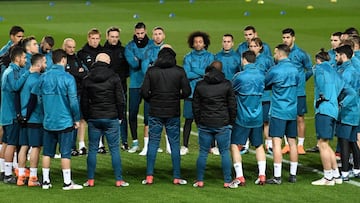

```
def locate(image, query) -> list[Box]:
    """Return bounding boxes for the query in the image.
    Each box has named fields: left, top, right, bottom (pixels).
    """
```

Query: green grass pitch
left=0, top=0, right=360, bottom=202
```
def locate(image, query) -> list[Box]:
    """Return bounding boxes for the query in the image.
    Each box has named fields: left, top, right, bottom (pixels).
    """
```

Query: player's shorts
left=269, top=117, right=297, bottom=138
left=231, top=123, right=263, bottom=147
left=336, top=122, right=358, bottom=142
left=183, top=99, right=193, bottom=119
left=297, top=96, right=307, bottom=116
left=43, top=127, right=74, bottom=159
left=262, top=101, right=270, bottom=122
left=315, top=114, right=336, bottom=140
left=3, top=122, right=20, bottom=146
left=19, top=124, right=44, bottom=147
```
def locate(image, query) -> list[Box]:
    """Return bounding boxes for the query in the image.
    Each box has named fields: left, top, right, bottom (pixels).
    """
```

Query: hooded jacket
left=141, top=48, right=191, bottom=118
left=193, top=67, right=236, bottom=128
left=81, top=61, right=125, bottom=120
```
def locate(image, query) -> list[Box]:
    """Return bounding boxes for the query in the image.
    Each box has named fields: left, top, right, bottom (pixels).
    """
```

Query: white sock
left=12, top=152, right=18, bottom=169
left=62, top=169, right=71, bottom=185
left=4, top=162, right=13, bottom=176
left=30, top=168, right=37, bottom=177
left=165, top=135, right=171, bottom=151
left=333, top=168, right=341, bottom=178
left=79, top=141, right=85, bottom=149
left=143, top=137, right=149, bottom=150
left=290, top=162, right=298, bottom=176
left=258, top=161, right=266, bottom=176
left=284, top=136, right=289, bottom=145
left=274, top=163, right=282, bottom=177
left=341, top=171, right=349, bottom=177
left=0, top=144, right=2, bottom=151
left=42, top=168, right=50, bottom=182
left=133, top=139, right=138, bottom=145
left=18, top=167, right=25, bottom=176
left=98, top=137, right=104, bottom=148
left=244, top=139, right=249, bottom=150
left=234, top=163, right=243, bottom=177
left=298, top=137, right=305, bottom=146
left=353, top=168, right=360, bottom=175
left=0, top=158, right=4, bottom=172
left=266, top=139, right=273, bottom=149
left=324, top=169, right=333, bottom=180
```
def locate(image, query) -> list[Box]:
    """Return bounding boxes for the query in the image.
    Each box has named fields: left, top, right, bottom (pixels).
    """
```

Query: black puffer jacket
left=65, top=54, right=88, bottom=95
left=81, top=61, right=124, bottom=120
left=141, top=48, right=191, bottom=118
left=193, top=66, right=236, bottom=128
left=77, top=43, right=103, bottom=70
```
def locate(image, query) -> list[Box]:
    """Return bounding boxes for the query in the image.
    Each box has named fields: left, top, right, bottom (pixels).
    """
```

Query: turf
left=0, top=0, right=360, bottom=202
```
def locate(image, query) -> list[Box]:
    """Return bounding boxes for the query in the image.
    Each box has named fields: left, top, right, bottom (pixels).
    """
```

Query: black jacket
left=65, top=54, right=88, bottom=95
left=193, top=67, right=236, bottom=128
left=77, top=43, right=103, bottom=69
left=81, top=61, right=125, bottom=120
left=141, top=48, right=191, bottom=118
left=103, top=41, right=129, bottom=82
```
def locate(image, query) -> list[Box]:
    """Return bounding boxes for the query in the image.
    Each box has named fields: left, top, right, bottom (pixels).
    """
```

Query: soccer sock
left=165, top=135, right=171, bottom=152
left=341, top=171, right=349, bottom=178
left=0, top=144, right=2, bottom=151
left=98, top=137, right=104, bottom=148
left=324, top=169, right=333, bottom=180
left=290, top=162, right=298, bottom=176
left=12, top=152, right=18, bottom=169
left=267, top=139, right=273, bottom=149
left=333, top=168, right=341, bottom=178
left=143, top=137, right=149, bottom=149
left=18, top=167, right=25, bottom=177
left=0, top=158, right=4, bottom=172
left=4, top=162, right=12, bottom=176
left=258, top=161, right=266, bottom=176
left=62, top=169, right=71, bottom=185
left=132, top=139, right=138, bottom=146
left=298, top=137, right=305, bottom=146
left=42, top=168, right=50, bottom=182
left=284, top=136, right=289, bottom=145
left=79, top=141, right=85, bottom=149
left=234, top=163, right=243, bottom=177
left=274, top=163, right=282, bottom=177
left=244, top=139, right=249, bottom=150
left=30, top=168, right=37, bottom=178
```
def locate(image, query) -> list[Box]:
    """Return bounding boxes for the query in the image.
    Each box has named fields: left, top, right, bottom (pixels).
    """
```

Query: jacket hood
left=154, top=47, right=176, bottom=68
left=88, top=61, right=113, bottom=82
left=204, top=66, right=225, bottom=84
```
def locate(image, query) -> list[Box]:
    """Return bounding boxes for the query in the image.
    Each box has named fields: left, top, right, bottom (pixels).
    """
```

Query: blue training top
left=215, top=48, right=241, bottom=81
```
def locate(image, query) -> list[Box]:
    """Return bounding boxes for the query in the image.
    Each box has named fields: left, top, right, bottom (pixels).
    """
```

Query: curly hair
left=187, top=31, right=210, bottom=50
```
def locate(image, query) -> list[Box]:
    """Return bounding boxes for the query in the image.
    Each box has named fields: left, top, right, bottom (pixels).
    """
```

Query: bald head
left=210, top=60, right=222, bottom=71
left=96, top=53, right=111, bottom=64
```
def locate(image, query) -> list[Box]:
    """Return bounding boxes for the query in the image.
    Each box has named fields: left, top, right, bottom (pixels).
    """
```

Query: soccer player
left=326, top=32, right=342, bottom=68
left=215, top=34, right=241, bottom=80
left=0, top=25, right=24, bottom=57
left=181, top=31, right=214, bottom=155
left=63, top=38, right=88, bottom=156
left=265, top=44, right=299, bottom=184
left=231, top=51, right=266, bottom=186
left=236, top=25, right=272, bottom=57
left=1, top=46, right=31, bottom=184
left=17, top=53, right=47, bottom=186
left=39, top=35, right=54, bottom=68
left=281, top=28, right=312, bottom=155
left=103, top=26, right=130, bottom=151
left=139, top=26, right=169, bottom=155
left=125, top=22, right=153, bottom=153
left=81, top=53, right=129, bottom=187
left=249, top=37, right=275, bottom=155
left=334, top=45, right=360, bottom=181
left=37, top=49, right=82, bottom=190
left=311, top=49, right=348, bottom=186
left=192, top=60, right=236, bottom=188
left=21, top=36, right=39, bottom=69
left=78, top=28, right=106, bottom=153
left=141, top=46, right=190, bottom=185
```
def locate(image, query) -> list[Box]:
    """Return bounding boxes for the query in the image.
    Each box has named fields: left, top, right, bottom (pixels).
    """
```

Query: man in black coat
left=140, top=45, right=190, bottom=185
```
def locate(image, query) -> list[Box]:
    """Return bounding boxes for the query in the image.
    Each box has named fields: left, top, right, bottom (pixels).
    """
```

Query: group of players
left=0, top=23, right=359, bottom=189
